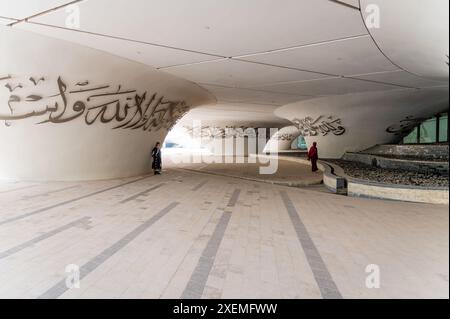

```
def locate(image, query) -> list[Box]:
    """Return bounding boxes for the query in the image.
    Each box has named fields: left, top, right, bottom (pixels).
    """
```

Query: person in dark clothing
left=151, top=142, right=162, bottom=175
left=307, top=142, right=319, bottom=172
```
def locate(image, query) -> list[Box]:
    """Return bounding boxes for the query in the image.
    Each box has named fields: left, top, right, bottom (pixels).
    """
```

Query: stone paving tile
left=0, top=166, right=448, bottom=299
left=0, top=217, right=91, bottom=260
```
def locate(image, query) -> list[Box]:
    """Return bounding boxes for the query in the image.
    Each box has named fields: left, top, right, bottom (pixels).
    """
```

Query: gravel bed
left=330, top=160, right=449, bottom=188
left=364, top=154, right=449, bottom=162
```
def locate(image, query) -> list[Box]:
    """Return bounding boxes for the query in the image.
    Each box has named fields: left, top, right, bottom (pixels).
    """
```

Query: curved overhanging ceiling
left=360, top=0, right=449, bottom=82
left=1, top=0, right=448, bottom=127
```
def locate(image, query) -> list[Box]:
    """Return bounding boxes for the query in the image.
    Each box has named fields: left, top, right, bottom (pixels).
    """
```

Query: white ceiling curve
left=0, top=0, right=76, bottom=20
left=0, top=16, right=15, bottom=25
left=1, top=0, right=448, bottom=126
left=360, top=0, right=449, bottom=82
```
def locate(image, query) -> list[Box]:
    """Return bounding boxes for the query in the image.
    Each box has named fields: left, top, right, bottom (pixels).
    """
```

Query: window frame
left=402, top=111, right=449, bottom=145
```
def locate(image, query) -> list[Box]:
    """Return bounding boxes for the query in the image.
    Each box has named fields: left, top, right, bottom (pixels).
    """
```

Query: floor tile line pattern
left=191, top=180, right=208, bottom=191
left=227, top=189, right=241, bottom=207
left=38, top=202, right=180, bottom=299
left=0, top=184, right=37, bottom=194
left=0, top=216, right=91, bottom=260
left=279, top=191, right=343, bottom=299
left=22, top=185, right=80, bottom=200
left=178, top=159, right=323, bottom=187
left=0, top=175, right=152, bottom=227
left=119, top=183, right=165, bottom=204
left=181, top=211, right=232, bottom=299
left=181, top=189, right=241, bottom=299
left=0, top=169, right=447, bottom=299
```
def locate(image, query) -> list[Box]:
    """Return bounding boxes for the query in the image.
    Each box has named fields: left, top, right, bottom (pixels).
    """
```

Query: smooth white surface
left=353, top=70, right=448, bottom=89
left=0, top=17, right=15, bottom=25
left=1, top=0, right=449, bottom=173
left=199, top=84, right=313, bottom=106
left=179, top=103, right=290, bottom=128
left=26, top=0, right=368, bottom=56
left=335, top=0, right=360, bottom=8
left=0, top=26, right=213, bottom=181
left=360, top=0, right=449, bottom=81
left=0, top=0, right=74, bottom=19
left=251, top=77, right=403, bottom=96
left=275, top=87, right=450, bottom=158
left=3, top=0, right=446, bottom=127
left=239, top=35, right=397, bottom=76
left=162, top=59, right=329, bottom=88
left=16, top=22, right=221, bottom=68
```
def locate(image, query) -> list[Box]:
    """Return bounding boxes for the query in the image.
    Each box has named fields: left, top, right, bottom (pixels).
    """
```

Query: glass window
left=291, top=138, right=299, bottom=150
left=298, top=136, right=307, bottom=150
left=439, top=113, right=448, bottom=143
left=403, top=127, right=418, bottom=144
left=419, top=117, right=437, bottom=143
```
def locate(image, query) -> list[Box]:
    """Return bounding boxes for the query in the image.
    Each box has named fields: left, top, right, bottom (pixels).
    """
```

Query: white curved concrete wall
left=0, top=26, right=214, bottom=181
left=275, top=88, right=449, bottom=158
left=360, top=0, right=449, bottom=81
left=273, top=0, right=449, bottom=158
left=264, top=125, right=300, bottom=153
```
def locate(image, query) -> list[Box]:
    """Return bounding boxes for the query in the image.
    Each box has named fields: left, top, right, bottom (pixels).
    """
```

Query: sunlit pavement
left=0, top=161, right=448, bottom=299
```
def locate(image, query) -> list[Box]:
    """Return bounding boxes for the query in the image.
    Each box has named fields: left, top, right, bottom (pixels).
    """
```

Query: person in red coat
left=307, top=142, right=319, bottom=172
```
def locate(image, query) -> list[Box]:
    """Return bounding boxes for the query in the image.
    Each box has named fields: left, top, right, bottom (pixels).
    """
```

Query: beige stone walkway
left=172, top=156, right=323, bottom=187
left=0, top=167, right=448, bottom=299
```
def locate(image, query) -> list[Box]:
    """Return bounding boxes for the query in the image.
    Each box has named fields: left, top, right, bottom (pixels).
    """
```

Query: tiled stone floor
left=0, top=166, right=448, bottom=299
left=174, top=156, right=323, bottom=186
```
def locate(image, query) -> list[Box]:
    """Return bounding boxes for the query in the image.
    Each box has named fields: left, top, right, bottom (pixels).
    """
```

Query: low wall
left=254, top=154, right=449, bottom=204
left=322, top=164, right=347, bottom=195
left=330, top=159, right=449, bottom=204
left=347, top=179, right=449, bottom=205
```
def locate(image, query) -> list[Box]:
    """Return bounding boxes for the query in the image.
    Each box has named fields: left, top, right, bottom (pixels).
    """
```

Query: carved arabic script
left=0, top=76, right=189, bottom=132
left=183, top=126, right=259, bottom=138
left=274, top=133, right=296, bottom=141
left=292, top=116, right=345, bottom=137
left=386, top=115, right=427, bottom=136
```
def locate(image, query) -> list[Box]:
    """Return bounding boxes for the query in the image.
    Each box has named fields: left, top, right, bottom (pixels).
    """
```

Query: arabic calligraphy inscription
left=292, top=115, right=346, bottom=137
left=0, top=76, right=189, bottom=132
